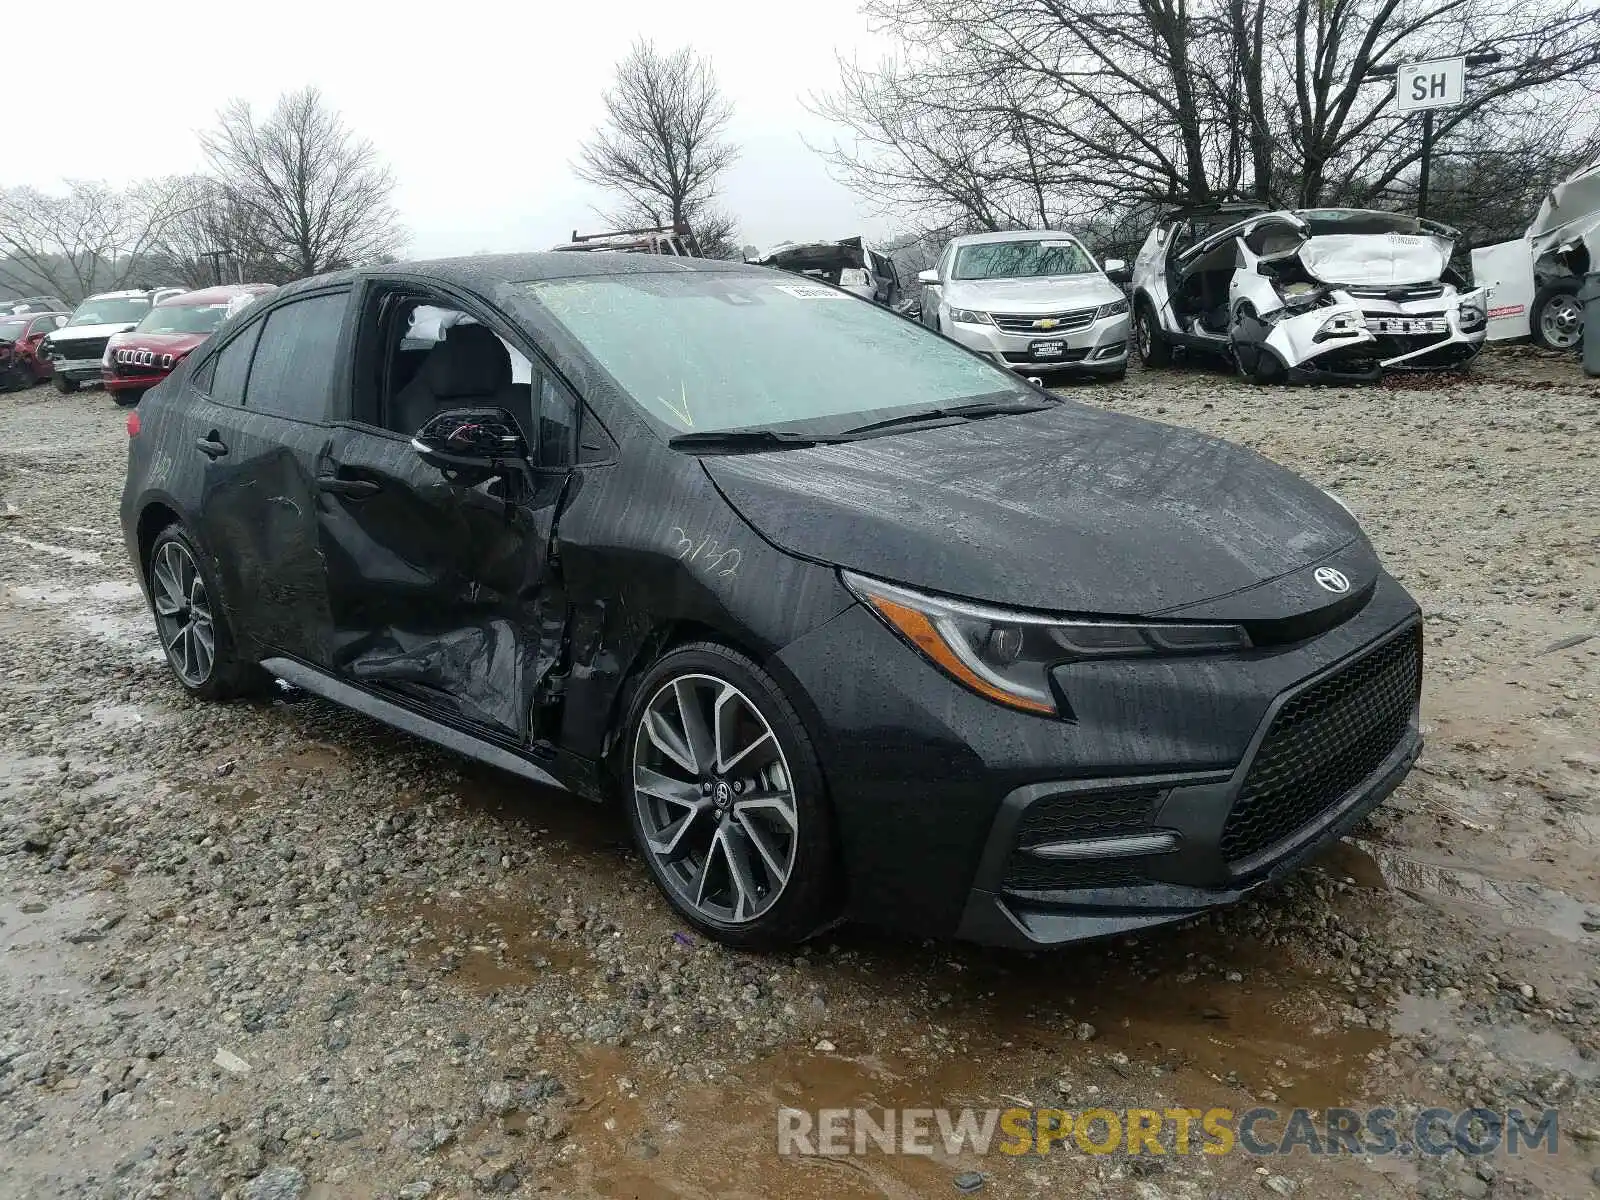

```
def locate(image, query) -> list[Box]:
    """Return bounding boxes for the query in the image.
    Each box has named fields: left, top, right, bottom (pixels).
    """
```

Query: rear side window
left=207, top=324, right=262, bottom=405
left=244, top=292, right=350, bottom=423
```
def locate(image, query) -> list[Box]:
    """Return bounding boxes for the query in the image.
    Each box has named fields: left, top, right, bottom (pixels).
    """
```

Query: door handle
left=317, top=475, right=381, bottom=498
left=195, top=434, right=228, bottom=459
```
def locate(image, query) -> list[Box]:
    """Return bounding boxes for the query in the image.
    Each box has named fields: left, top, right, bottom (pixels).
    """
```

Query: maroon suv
left=103, top=284, right=274, bottom=404
left=0, top=310, right=68, bottom=390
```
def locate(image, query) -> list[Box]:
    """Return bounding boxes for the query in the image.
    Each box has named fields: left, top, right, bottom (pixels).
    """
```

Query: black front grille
left=50, top=336, right=109, bottom=362
left=1002, top=348, right=1090, bottom=364
left=1001, top=786, right=1162, bottom=892
left=1346, top=283, right=1446, bottom=302
left=1221, top=626, right=1421, bottom=865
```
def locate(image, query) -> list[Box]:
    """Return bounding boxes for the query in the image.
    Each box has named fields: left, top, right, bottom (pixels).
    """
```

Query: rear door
left=189, top=288, right=353, bottom=666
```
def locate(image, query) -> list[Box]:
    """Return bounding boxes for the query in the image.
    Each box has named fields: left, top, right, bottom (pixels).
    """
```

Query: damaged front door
left=315, top=283, right=575, bottom=747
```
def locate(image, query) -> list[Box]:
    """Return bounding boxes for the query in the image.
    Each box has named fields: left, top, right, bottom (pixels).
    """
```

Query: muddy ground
left=1, top=348, right=1597, bottom=1200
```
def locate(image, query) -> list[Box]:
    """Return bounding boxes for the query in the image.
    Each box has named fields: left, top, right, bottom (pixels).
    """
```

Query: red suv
left=103, top=284, right=275, bottom=404
left=0, top=310, right=68, bottom=390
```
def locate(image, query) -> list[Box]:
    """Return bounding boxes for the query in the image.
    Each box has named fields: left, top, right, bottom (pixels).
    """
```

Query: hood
left=107, top=330, right=209, bottom=355
left=1298, top=233, right=1452, bottom=286
left=49, top=321, right=138, bottom=342
left=702, top=403, right=1371, bottom=619
left=944, top=274, right=1119, bottom=312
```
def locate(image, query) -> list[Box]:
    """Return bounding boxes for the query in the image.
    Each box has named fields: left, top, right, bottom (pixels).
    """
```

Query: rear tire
left=1134, top=299, right=1173, bottom=367
left=146, top=524, right=269, bottom=701
left=621, top=641, right=839, bottom=949
left=53, top=374, right=79, bottom=394
left=1530, top=278, right=1583, bottom=352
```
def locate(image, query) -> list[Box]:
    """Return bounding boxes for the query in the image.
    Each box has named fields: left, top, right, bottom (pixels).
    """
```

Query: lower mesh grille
left=1221, top=626, right=1421, bottom=866
left=1001, top=787, right=1162, bottom=892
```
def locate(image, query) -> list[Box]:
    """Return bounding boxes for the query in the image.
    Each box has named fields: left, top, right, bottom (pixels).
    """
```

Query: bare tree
left=575, top=40, right=740, bottom=242
left=0, top=178, right=195, bottom=303
left=815, top=0, right=1600, bottom=233
left=200, top=87, right=403, bottom=283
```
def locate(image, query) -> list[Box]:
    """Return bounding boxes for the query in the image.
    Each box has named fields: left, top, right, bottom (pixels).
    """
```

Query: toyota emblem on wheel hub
left=1314, top=566, right=1351, bottom=594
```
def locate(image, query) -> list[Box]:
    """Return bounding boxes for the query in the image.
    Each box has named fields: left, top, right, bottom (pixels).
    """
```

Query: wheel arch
left=135, top=500, right=183, bottom=573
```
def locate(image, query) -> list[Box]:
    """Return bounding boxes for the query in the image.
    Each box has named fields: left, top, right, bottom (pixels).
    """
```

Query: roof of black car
left=271, top=252, right=754, bottom=302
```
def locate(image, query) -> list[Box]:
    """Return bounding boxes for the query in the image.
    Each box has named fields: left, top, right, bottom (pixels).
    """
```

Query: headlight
left=1315, top=311, right=1364, bottom=340
left=946, top=307, right=993, bottom=325
left=1095, top=296, right=1131, bottom=320
left=841, top=571, right=1251, bottom=716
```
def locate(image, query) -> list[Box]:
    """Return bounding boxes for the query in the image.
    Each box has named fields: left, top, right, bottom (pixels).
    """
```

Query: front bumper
left=51, top=358, right=107, bottom=384
left=955, top=628, right=1421, bottom=947
left=775, top=570, right=1422, bottom=946
left=103, top=367, right=172, bottom=392
left=944, top=312, right=1130, bottom=375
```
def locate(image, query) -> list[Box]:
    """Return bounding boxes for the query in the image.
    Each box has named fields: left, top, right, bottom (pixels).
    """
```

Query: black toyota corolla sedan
left=120, top=253, right=1422, bottom=949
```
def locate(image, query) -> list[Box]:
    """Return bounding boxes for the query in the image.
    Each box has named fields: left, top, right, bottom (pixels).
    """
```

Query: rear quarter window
left=243, top=292, right=350, bottom=423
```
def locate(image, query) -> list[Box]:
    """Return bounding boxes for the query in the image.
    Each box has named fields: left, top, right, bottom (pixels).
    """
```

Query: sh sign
left=1397, top=57, right=1465, bottom=112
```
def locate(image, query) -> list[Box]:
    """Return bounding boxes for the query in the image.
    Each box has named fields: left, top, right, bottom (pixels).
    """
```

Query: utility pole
left=1358, top=51, right=1500, bottom=219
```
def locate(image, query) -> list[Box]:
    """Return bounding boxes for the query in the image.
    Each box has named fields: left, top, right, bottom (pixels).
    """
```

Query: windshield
left=953, top=238, right=1095, bottom=280
left=0, top=321, right=26, bottom=341
left=518, top=272, right=1029, bottom=436
left=68, top=297, right=150, bottom=327
left=135, top=303, right=229, bottom=335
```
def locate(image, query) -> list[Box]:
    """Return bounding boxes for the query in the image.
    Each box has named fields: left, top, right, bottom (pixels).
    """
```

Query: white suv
left=42, top=288, right=184, bottom=393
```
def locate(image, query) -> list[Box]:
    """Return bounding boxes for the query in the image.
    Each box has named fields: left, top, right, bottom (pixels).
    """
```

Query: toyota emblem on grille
left=1314, top=566, right=1351, bottom=594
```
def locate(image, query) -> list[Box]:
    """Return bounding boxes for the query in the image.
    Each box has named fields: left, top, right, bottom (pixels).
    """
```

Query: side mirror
left=1103, top=259, right=1131, bottom=285
left=917, top=269, right=940, bottom=286
left=412, top=407, right=527, bottom=473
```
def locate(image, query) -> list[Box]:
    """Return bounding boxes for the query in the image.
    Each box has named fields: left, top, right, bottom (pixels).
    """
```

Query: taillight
left=126, top=411, right=141, bottom=437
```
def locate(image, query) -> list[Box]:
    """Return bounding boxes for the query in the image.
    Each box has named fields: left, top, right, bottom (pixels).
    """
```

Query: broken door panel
left=315, top=425, right=566, bottom=744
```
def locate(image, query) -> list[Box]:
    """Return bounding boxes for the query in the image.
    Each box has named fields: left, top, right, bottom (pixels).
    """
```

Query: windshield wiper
left=668, top=429, right=843, bottom=453
left=837, top=398, right=1054, bottom=438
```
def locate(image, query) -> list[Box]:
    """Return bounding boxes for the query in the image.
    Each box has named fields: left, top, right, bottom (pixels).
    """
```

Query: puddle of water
left=92, top=704, right=170, bottom=730
left=1393, top=993, right=1600, bottom=1082
left=0, top=893, right=98, bottom=996
left=1335, top=839, right=1596, bottom=944
left=6, top=535, right=102, bottom=566
left=9, top=576, right=151, bottom=648
left=377, top=891, right=591, bottom=994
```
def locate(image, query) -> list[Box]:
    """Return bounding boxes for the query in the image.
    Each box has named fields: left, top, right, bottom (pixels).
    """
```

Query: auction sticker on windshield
left=772, top=284, right=852, bottom=300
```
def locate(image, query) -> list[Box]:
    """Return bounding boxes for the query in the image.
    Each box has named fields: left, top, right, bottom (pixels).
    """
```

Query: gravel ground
left=1, top=349, right=1598, bottom=1200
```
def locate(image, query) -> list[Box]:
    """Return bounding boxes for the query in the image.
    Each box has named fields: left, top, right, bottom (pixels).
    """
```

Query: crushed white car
left=1131, top=206, right=1488, bottom=382
left=1470, top=157, right=1598, bottom=351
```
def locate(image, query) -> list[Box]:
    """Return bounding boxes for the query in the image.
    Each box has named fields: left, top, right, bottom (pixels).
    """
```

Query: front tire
left=1530, top=278, right=1583, bottom=351
left=53, top=374, right=79, bottom=394
left=1134, top=299, right=1173, bottom=367
left=147, top=525, right=267, bottom=701
left=622, top=641, right=839, bottom=949
left=112, top=388, right=145, bottom=407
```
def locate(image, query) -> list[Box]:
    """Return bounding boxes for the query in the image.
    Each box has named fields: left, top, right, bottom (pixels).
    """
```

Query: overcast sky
left=13, top=0, right=894, bottom=258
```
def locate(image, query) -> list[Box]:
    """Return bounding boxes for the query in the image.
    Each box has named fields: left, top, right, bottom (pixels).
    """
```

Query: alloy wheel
left=1135, top=310, right=1152, bottom=359
left=151, top=540, right=215, bottom=686
left=632, top=673, right=798, bottom=925
left=1540, top=295, right=1583, bottom=350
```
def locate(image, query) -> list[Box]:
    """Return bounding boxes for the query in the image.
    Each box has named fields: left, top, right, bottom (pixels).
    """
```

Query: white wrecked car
left=1470, top=157, right=1598, bottom=351
left=1131, top=206, right=1488, bottom=382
